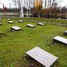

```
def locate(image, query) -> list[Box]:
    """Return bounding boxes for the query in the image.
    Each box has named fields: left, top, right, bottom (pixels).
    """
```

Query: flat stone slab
left=0, top=22, right=2, bottom=25
left=18, top=20, right=24, bottom=22
left=53, top=36, right=67, bottom=45
left=37, top=22, right=45, bottom=26
left=26, top=47, right=58, bottom=67
left=11, top=26, right=21, bottom=31
left=8, top=21, right=14, bottom=24
left=0, top=31, right=2, bottom=34
left=26, top=24, right=35, bottom=28
left=7, top=18, right=10, bottom=21
left=64, top=31, right=67, bottom=35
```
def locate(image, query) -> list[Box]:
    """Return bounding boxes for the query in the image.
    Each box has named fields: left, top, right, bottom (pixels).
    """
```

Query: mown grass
left=0, top=18, right=67, bottom=67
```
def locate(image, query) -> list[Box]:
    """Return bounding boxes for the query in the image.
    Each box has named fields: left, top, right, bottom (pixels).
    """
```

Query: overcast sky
left=61, top=0, right=67, bottom=7
left=0, top=0, right=67, bottom=8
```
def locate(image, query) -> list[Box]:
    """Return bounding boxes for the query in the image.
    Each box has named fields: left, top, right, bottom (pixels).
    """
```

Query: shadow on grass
left=0, top=32, right=7, bottom=38
left=12, top=55, right=59, bottom=67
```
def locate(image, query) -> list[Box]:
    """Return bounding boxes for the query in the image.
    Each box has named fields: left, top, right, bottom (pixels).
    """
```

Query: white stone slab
left=64, top=31, right=67, bottom=33
left=53, top=36, right=67, bottom=44
left=8, top=21, right=14, bottom=24
left=65, top=31, right=67, bottom=33
left=11, top=26, right=21, bottom=31
left=7, top=18, right=10, bottom=21
left=0, top=22, right=2, bottom=25
left=18, top=20, right=24, bottom=22
left=37, top=22, right=45, bottom=26
left=26, top=47, right=58, bottom=67
left=26, top=24, right=35, bottom=28
left=0, top=31, right=2, bottom=34
left=64, top=31, right=67, bottom=35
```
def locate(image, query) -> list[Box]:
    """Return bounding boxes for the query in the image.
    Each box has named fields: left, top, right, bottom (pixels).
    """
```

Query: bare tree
left=12, top=0, right=17, bottom=8
left=43, top=0, right=58, bottom=9
left=12, top=0, right=24, bottom=17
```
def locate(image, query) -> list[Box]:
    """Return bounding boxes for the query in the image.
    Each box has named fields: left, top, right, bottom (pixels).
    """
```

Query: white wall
left=0, top=12, right=19, bottom=16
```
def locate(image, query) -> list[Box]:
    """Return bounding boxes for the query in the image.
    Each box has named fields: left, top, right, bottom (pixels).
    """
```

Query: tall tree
left=12, top=0, right=17, bottom=8
left=33, top=0, right=42, bottom=17
left=12, top=0, right=24, bottom=17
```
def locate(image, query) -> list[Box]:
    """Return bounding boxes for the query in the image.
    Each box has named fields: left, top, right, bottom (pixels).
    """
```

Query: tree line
left=0, top=0, right=67, bottom=18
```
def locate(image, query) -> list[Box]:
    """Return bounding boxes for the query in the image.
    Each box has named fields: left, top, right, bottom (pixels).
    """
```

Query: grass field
left=0, top=18, right=67, bottom=67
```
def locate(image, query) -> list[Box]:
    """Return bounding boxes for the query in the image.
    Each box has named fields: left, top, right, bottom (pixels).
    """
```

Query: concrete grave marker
left=0, top=31, right=2, bottom=34
left=0, top=22, right=2, bottom=25
left=26, top=24, right=35, bottom=28
left=7, top=18, right=10, bottom=21
left=37, top=22, right=45, bottom=26
left=64, top=31, right=67, bottom=35
left=53, top=36, right=67, bottom=45
left=26, top=47, right=58, bottom=67
left=11, top=26, right=22, bottom=31
left=8, top=21, right=14, bottom=24
left=18, top=20, right=24, bottom=23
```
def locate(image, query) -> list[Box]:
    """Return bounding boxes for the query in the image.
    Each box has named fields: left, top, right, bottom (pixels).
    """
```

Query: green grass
left=0, top=18, right=67, bottom=67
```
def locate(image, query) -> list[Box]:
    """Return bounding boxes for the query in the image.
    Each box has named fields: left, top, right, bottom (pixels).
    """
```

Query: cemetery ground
left=0, top=18, right=67, bottom=67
